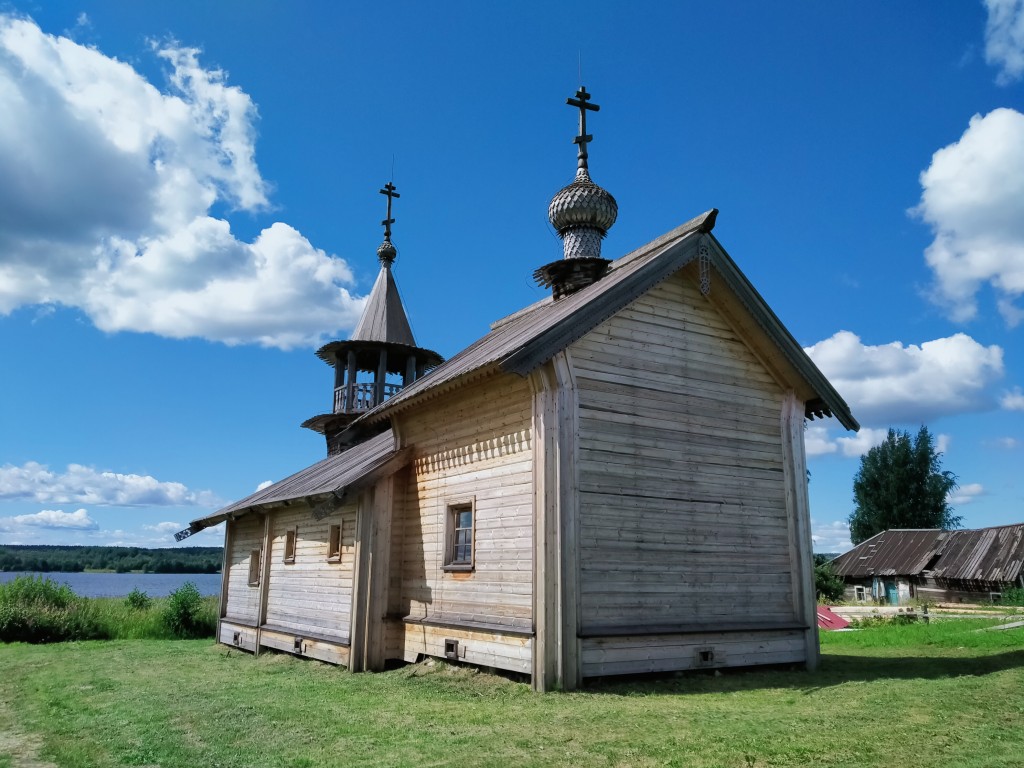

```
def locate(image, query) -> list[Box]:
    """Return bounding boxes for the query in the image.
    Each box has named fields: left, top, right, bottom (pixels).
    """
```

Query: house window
left=444, top=499, right=475, bottom=571
left=247, top=548, right=261, bottom=586
left=283, top=527, right=297, bottom=563
left=327, top=523, right=342, bottom=562
left=854, top=585, right=866, bottom=602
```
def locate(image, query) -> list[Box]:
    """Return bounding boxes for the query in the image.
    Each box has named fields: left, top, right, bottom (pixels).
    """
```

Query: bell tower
left=302, top=183, right=443, bottom=454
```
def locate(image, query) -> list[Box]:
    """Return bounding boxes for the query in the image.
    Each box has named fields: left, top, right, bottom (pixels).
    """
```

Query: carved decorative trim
left=413, top=428, right=532, bottom=474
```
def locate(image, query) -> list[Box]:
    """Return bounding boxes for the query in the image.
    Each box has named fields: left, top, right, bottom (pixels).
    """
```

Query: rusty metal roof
left=187, top=430, right=404, bottom=533
left=831, top=524, right=1024, bottom=584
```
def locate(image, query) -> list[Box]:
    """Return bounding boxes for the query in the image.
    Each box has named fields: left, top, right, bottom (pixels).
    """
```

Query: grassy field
left=1, top=619, right=1022, bottom=768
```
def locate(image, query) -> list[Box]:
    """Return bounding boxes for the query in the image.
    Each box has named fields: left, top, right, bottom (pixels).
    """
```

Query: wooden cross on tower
left=567, top=86, right=600, bottom=170
left=379, top=181, right=400, bottom=241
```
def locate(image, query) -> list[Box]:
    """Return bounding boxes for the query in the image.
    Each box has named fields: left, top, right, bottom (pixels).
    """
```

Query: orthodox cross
left=567, top=86, right=600, bottom=170
left=379, top=182, right=400, bottom=241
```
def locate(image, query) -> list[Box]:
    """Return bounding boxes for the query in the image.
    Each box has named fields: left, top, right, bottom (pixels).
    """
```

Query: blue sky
left=1, top=1, right=1022, bottom=553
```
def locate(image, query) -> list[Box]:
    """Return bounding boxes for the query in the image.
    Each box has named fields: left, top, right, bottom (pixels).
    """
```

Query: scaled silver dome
left=548, top=168, right=618, bottom=234
left=376, top=239, right=397, bottom=266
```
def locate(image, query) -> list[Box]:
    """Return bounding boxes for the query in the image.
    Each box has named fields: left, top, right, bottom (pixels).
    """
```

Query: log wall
left=262, top=502, right=358, bottom=641
left=394, top=374, right=534, bottom=665
left=224, top=515, right=263, bottom=622
left=570, top=272, right=796, bottom=634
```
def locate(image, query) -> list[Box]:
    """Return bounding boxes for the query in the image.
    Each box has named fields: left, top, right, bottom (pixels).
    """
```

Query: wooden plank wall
left=262, top=502, right=357, bottom=640
left=581, top=629, right=805, bottom=677
left=224, top=515, right=263, bottom=622
left=570, top=272, right=795, bottom=632
left=400, top=623, right=533, bottom=674
left=396, top=374, right=534, bottom=641
left=844, top=577, right=1008, bottom=605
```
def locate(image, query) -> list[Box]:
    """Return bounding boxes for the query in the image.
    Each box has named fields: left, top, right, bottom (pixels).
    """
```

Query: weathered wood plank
left=399, top=622, right=533, bottom=675
left=569, top=271, right=796, bottom=636
left=393, top=373, right=535, bottom=647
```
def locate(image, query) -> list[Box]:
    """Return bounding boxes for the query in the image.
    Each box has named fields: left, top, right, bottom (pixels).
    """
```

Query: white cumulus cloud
left=143, top=521, right=185, bottom=535
left=0, top=461, right=219, bottom=507
left=6, top=508, right=98, bottom=530
left=913, top=108, right=1024, bottom=326
left=811, top=520, right=854, bottom=554
left=985, top=0, right=1024, bottom=84
left=805, top=424, right=838, bottom=457
left=0, top=14, right=363, bottom=348
left=255, top=480, right=274, bottom=491
left=949, top=483, right=985, bottom=506
left=805, top=331, right=1004, bottom=426
left=806, top=424, right=890, bottom=458
left=1003, top=387, right=1024, bottom=410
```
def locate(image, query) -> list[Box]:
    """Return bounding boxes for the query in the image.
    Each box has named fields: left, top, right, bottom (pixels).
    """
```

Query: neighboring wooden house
left=183, top=88, right=858, bottom=690
left=831, top=525, right=1024, bottom=606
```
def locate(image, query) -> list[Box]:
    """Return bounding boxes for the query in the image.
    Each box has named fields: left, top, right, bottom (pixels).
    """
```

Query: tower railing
left=334, top=382, right=402, bottom=413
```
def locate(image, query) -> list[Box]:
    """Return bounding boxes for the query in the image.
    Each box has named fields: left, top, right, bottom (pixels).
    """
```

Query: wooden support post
left=780, top=392, right=819, bottom=671
left=376, top=349, right=388, bottom=407
left=254, top=511, right=273, bottom=657
left=349, top=489, right=372, bottom=672
left=529, top=352, right=581, bottom=691
left=216, top=520, right=233, bottom=642
left=405, top=355, right=416, bottom=386
left=531, top=363, right=558, bottom=692
left=363, top=475, right=395, bottom=671
left=346, top=350, right=357, bottom=412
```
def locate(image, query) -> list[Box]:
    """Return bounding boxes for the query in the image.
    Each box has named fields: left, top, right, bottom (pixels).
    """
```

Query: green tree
left=849, top=426, right=960, bottom=545
left=813, top=554, right=845, bottom=602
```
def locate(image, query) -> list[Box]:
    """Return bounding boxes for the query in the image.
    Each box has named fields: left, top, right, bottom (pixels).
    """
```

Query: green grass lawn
left=1, top=619, right=1022, bottom=768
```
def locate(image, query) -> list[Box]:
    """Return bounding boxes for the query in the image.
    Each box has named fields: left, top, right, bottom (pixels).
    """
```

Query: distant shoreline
left=0, top=544, right=223, bottom=577
left=0, top=570, right=223, bottom=598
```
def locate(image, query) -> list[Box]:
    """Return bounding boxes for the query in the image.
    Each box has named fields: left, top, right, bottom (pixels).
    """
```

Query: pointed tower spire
left=303, top=181, right=442, bottom=454
left=534, top=86, right=619, bottom=298
left=352, top=181, right=414, bottom=344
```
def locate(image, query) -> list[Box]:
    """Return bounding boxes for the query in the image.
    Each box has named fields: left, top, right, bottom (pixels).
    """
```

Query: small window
left=283, top=527, right=297, bottom=564
left=247, top=548, right=261, bottom=586
left=854, top=585, right=866, bottom=602
left=444, top=499, right=475, bottom=571
left=327, top=523, right=342, bottom=562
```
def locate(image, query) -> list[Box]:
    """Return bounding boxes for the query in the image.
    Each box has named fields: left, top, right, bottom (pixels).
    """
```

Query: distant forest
left=0, top=545, right=223, bottom=574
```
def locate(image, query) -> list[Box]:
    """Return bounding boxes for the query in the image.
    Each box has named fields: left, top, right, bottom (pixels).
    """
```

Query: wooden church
left=184, top=88, right=858, bottom=691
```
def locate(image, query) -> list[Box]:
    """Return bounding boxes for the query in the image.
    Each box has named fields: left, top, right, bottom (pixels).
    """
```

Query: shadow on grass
left=584, top=650, right=1024, bottom=696
left=814, top=650, right=1024, bottom=685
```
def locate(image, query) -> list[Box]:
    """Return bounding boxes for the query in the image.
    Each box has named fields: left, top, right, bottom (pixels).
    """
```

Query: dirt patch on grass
left=0, top=700, right=56, bottom=768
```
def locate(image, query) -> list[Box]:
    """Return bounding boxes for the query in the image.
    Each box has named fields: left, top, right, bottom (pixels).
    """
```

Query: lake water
left=0, top=571, right=222, bottom=598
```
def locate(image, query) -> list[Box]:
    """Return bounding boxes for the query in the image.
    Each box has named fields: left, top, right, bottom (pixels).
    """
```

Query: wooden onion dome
left=302, top=182, right=443, bottom=454
left=534, top=86, right=618, bottom=299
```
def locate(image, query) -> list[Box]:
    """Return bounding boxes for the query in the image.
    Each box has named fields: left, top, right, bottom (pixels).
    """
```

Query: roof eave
left=705, top=234, right=859, bottom=433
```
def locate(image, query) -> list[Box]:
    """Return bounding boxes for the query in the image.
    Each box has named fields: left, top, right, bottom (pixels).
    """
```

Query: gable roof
left=186, top=430, right=406, bottom=534
left=356, top=209, right=858, bottom=431
left=831, top=525, right=1024, bottom=584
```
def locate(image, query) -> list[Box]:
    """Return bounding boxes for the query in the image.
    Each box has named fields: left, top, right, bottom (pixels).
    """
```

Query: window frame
left=247, top=548, right=261, bottom=586
left=327, top=522, right=342, bottom=562
left=283, top=527, right=297, bottom=564
left=443, top=497, right=475, bottom=573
